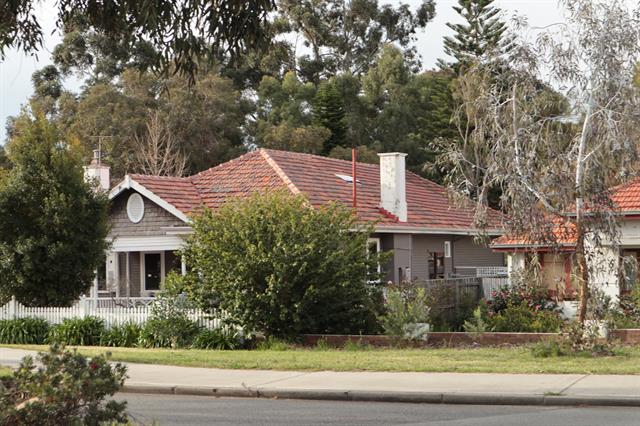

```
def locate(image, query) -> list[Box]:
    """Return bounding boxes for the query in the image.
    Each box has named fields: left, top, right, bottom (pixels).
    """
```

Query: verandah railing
left=0, top=296, right=226, bottom=329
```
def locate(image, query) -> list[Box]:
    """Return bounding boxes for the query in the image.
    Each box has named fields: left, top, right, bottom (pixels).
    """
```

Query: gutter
left=374, top=226, right=503, bottom=236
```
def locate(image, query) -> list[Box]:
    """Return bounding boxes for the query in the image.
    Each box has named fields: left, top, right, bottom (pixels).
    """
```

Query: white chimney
left=84, top=149, right=110, bottom=192
left=378, top=152, right=408, bottom=222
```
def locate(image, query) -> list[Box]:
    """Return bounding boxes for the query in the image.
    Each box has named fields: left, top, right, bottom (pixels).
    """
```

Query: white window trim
left=367, top=237, right=382, bottom=276
left=140, top=251, right=165, bottom=295
left=126, top=192, right=145, bottom=223
left=444, top=241, right=452, bottom=258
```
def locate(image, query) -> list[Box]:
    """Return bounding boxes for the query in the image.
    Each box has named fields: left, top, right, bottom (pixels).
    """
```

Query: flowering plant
left=487, top=283, right=558, bottom=316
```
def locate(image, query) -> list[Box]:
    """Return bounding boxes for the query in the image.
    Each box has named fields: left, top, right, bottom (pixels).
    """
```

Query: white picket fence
left=0, top=296, right=225, bottom=329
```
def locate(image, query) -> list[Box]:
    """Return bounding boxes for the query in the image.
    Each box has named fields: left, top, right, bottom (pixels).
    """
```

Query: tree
left=1, top=0, right=275, bottom=81
left=132, top=111, right=187, bottom=176
left=438, top=0, right=513, bottom=71
left=362, top=45, right=457, bottom=177
left=313, top=80, right=347, bottom=153
left=178, top=191, right=384, bottom=339
left=0, top=114, right=109, bottom=306
left=441, top=0, right=640, bottom=324
left=41, top=68, right=250, bottom=178
left=252, top=71, right=326, bottom=153
left=276, top=0, right=435, bottom=84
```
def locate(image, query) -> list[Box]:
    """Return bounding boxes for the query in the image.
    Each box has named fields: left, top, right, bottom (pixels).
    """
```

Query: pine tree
left=438, top=0, right=513, bottom=71
left=313, top=81, right=347, bottom=154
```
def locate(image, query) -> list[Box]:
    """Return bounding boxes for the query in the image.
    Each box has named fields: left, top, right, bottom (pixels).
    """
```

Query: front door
left=144, top=252, right=162, bottom=292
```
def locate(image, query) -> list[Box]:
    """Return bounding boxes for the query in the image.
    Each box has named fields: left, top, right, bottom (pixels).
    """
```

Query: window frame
left=140, top=251, right=165, bottom=295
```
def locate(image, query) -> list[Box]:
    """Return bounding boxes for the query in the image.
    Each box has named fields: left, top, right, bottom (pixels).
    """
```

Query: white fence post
left=8, top=296, right=17, bottom=320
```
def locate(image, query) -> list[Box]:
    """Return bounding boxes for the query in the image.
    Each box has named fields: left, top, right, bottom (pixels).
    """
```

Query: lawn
left=0, top=366, right=12, bottom=377
left=3, top=344, right=640, bottom=375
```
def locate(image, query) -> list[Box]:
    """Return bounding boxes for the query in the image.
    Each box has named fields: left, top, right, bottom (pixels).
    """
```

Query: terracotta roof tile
left=124, top=149, right=504, bottom=232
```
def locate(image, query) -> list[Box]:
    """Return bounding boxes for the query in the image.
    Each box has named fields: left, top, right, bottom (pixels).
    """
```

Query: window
left=335, top=174, right=361, bottom=184
left=367, top=238, right=382, bottom=278
left=127, top=193, right=145, bottom=223
left=142, top=252, right=164, bottom=293
left=444, top=241, right=451, bottom=258
left=621, top=250, right=640, bottom=293
left=427, top=251, right=445, bottom=279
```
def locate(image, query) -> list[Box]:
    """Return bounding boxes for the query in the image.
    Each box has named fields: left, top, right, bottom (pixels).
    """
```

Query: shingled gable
left=109, top=149, right=504, bottom=234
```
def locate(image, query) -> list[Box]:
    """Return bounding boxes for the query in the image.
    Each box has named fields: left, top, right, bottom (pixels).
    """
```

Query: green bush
left=490, top=303, right=564, bottom=333
left=0, top=345, right=127, bottom=425
left=0, top=318, right=49, bottom=344
left=47, top=317, right=105, bottom=346
left=179, top=191, right=386, bottom=339
left=463, top=306, right=492, bottom=335
left=488, top=282, right=558, bottom=316
left=101, top=322, right=141, bottom=347
left=138, top=317, right=200, bottom=348
left=191, top=328, right=243, bottom=350
left=381, top=284, right=430, bottom=340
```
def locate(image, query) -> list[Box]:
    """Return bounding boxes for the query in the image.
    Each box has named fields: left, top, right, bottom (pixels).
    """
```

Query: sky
left=0, top=0, right=566, bottom=144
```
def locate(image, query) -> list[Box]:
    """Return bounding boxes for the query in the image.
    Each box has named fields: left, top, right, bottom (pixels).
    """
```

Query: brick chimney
left=378, top=152, right=407, bottom=222
left=84, top=149, right=110, bottom=192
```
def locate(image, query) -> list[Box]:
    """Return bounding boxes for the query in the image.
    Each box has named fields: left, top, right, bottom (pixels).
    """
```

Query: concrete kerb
left=119, top=385, right=640, bottom=408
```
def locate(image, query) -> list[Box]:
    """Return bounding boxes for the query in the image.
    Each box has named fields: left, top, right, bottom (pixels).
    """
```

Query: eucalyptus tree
left=1, top=0, right=275, bottom=81
left=439, top=0, right=640, bottom=324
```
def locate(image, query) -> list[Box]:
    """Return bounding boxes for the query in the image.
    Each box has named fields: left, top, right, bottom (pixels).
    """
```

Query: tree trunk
left=575, top=228, right=589, bottom=324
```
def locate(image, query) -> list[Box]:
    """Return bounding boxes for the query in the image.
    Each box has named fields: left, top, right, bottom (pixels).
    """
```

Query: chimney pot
left=378, top=152, right=408, bottom=222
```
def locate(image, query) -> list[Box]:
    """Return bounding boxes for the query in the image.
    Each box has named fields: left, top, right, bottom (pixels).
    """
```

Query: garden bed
left=303, top=329, right=640, bottom=348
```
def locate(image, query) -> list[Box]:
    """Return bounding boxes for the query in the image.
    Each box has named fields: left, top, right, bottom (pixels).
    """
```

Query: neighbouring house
left=91, top=149, right=506, bottom=299
left=492, top=177, right=640, bottom=302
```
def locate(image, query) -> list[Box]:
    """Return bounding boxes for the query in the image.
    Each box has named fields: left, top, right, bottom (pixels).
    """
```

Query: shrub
left=381, top=284, right=430, bottom=340
left=178, top=191, right=386, bottom=339
left=191, top=328, right=243, bottom=350
left=488, top=283, right=558, bottom=316
left=101, top=322, right=141, bottom=348
left=463, top=305, right=492, bottom=336
left=0, top=318, right=49, bottom=344
left=489, top=303, right=564, bottom=333
left=137, top=290, right=201, bottom=348
left=46, top=317, right=105, bottom=346
left=0, top=345, right=127, bottom=425
left=612, top=286, right=640, bottom=328
left=138, top=317, right=200, bottom=349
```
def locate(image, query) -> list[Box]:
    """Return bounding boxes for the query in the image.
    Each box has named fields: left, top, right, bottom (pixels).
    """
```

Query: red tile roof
left=120, top=149, right=504, bottom=232
left=491, top=178, right=640, bottom=250
left=611, top=177, right=640, bottom=213
left=492, top=217, right=577, bottom=250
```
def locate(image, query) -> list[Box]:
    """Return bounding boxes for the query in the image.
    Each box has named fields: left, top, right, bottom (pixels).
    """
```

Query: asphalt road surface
left=120, top=393, right=640, bottom=426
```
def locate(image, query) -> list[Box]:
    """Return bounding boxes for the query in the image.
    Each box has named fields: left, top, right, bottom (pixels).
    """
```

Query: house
left=492, top=177, right=640, bottom=301
left=90, top=149, right=506, bottom=299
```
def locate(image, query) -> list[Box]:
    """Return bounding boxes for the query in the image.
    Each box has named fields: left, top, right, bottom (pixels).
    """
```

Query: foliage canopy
left=178, top=191, right=385, bottom=339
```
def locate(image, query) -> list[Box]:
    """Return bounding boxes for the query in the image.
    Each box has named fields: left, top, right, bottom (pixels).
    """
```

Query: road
left=120, top=393, right=640, bottom=426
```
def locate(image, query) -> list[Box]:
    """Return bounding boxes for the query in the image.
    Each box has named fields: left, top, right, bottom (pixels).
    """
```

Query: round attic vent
left=127, top=193, right=145, bottom=223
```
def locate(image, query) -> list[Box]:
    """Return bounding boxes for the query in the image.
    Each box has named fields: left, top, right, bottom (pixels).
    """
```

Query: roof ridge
left=258, top=149, right=301, bottom=195
left=261, top=148, right=380, bottom=169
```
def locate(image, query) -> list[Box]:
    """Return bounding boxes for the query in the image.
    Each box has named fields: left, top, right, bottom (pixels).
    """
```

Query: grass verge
left=3, top=344, right=640, bottom=374
left=0, top=366, right=13, bottom=377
